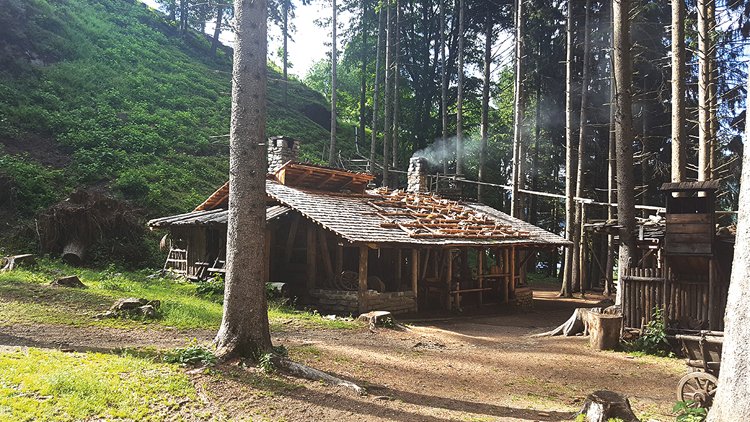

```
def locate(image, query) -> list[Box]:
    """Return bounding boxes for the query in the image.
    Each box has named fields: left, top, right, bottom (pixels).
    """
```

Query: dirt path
left=0, top=290, right=684, bottom=421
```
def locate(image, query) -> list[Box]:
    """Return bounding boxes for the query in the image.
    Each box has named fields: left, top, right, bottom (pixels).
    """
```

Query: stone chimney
left=407, top=156, right=428, bottom=193
left=267, top=136, right=300, bottom=174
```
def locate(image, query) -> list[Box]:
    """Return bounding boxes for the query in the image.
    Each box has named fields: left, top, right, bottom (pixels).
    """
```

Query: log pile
left=370, top=189, right=531, bottom=240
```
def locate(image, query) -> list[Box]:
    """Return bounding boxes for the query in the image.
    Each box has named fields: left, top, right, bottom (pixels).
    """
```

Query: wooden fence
left=621, top=267, right=713, bottom=329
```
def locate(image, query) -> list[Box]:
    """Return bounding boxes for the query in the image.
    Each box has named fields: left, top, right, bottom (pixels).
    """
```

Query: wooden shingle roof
left=148, top=205, right=290, bottom=228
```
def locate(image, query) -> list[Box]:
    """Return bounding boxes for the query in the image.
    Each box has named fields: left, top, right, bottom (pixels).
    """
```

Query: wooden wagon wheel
left=333, top=270, right=359, bottom=291
left=677, top=372, right=718, bottom=408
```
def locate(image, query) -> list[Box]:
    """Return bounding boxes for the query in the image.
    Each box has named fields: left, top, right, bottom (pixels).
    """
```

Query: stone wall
left=407, top=157, right=428, bottom=193
left=309, top=289, right=417, bottom=315
left=268, top=136, right=300, bottom=174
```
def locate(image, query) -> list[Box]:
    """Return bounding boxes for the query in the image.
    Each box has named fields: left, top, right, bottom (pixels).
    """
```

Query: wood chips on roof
left=369, top=188, right=531, bottom=240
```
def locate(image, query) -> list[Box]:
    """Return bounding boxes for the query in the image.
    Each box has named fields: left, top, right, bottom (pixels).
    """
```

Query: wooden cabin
left=148, top=137, right=570, bottom=315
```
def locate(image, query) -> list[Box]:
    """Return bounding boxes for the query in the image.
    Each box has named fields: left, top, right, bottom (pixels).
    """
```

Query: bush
left=162, top=340, right=216, bottom=367
left=673, top=401, right=707, bottom=422
left=624, top=307, right=673, bottom=357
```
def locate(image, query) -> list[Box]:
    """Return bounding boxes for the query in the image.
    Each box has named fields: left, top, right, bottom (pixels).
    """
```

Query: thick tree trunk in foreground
left=510, top=0, right=525, bottom=219
left=370, top=6, right=385, bottom=167
left=478, top=11, right=492, bottom=203
left=455, top=0, right=465, bottom=176
left=215, top=0, right=272, bottom=359
left=572, top=0, right=592, bottom=293
left=707, top=69, right=750, bottom=422
left=211, top=5, right=225, bottom=56
left=671, top=0, right=686, bottom=182
left=612, top=0, right=636, bottom=306
left=329, top=0, right=338, bottom=166
left=561, top=0, right=575, bottom=298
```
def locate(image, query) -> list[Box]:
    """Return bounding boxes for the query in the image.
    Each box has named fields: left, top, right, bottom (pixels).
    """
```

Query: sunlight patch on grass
left=0, top=259, right=357, bottom=332
left=0, top=348, right=195, bottom=421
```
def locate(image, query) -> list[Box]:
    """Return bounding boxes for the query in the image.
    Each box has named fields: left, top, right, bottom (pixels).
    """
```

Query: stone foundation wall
left=309, top=289, right=417, bottom=315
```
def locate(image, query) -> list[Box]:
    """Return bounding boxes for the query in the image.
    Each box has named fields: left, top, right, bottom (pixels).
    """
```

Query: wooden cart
left=671, top=330, right=723, bottom=408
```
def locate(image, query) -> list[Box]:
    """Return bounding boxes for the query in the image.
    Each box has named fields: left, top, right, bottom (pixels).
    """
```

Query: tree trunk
left=383, top=0, right=393, bottom=186
left=215, top=0, right=272, bottom=359
left=708, top=1, right=718, bottom=180
left=281, top=0, right=289, bottom=104
left=510, top=0, right=525, bottom=219
left=211, top=5, right=225, bottom=57
left=440, top=0, right=449, bottom=175
left=359, top=0, right=368, bottom=154
left=612, top=0, right=637, bottom=306
left=180, top=0, right=188, bottom=35
left=707, top=66, right=750, bottom=422
left=697, top=0, right=712, bottom=181
left=392, top=0, right=400, bottom=170
left=561, top=0, right=575, bottom=298
left=328, top=0, right=338, bottom=166
left=605, top=3, right=616, bottom=297
left=671, top=0, right=686, bottom=182
left=169, top=0, right=176, bottom=21
left=478, top=11, right=492, bottom=203
left=572, top=0, right=592, bottom=294
left=370, top=5, right=385, bottom=168
left=455, top=0, right=465, bottom=176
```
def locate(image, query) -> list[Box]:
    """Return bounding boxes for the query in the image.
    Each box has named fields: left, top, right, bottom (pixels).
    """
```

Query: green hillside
left=0, top=0, right=340, bottom=223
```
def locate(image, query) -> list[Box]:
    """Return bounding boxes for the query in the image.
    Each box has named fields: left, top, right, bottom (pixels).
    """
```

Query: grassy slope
left=0, top=259, right=355, bottom=331
left=0, top=0, right=349, bottom=221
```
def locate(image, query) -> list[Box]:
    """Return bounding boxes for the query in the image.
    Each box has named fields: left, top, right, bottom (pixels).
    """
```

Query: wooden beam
left=264, top=228, right=271, bottom=283
left=445, top=249, right=453, bottom=310
left=412, top=249, right=419, bottom=312
left=335, top=244, right=343, bottom=277
left=478, top=248, right=484, bottom=305
left=317, top=230, right=334, bottom=284
left=306, top=225, right=317, bottom=291
left=396, top=249, right=403, bottom=288
left=358, top=245, right=369, bottom=314
left=284, top=214, right=301, bottom=264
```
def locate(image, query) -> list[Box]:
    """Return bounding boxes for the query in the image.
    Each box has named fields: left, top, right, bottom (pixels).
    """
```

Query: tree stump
left=50, top=275, right=86, bottom=288
left=578, top=390, right=640, bottom=422
left=62, top=240, right=86, bottom=266
left=586, top=311, right=623, bottom=350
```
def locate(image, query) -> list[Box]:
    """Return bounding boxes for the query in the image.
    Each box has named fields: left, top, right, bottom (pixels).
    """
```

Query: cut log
left=533, top=306, right=621, bottom=338
left=358, top=311, right=393, bottom=327
left=578, top=390, right=640, bottom=422
left=50, top=275, right=86, bottom=289
left=586, top=311, right=623, bottom=350
left=1, top=254, right=35, bottom=272
left=62, top=240, right=86, bottom=266
left=276, top=358, right=366, bottom=395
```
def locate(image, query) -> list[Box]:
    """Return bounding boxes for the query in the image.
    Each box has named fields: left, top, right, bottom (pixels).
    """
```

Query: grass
left=0, top=348, right=196, bottom=421
left=0, top=258, right=357, bottom=331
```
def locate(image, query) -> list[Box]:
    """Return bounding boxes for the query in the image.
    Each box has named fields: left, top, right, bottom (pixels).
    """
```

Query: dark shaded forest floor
left=0, top=282, right=684, bottom=421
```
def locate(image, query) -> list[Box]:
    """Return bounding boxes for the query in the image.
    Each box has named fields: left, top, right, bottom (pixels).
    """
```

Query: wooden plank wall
left=622, top=267, right=711, bottom=329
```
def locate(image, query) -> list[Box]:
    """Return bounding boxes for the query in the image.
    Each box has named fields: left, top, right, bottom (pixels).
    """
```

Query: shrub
left=624, top=307, right=673, bottom=357
left=673, top=401, right=707, bottom=422
left=162, top=340, right=217, bottom=367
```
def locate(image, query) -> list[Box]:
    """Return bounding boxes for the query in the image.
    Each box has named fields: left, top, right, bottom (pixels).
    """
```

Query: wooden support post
left=477, top=248, right=484, bottom=305
left=335, top=245, right=343, bottom=277
left=318, top=230, right=334, bottom=283
left=421, top=249, right=431, bottom=280
left=445, top=249, right=453, bottom=310
left=358, top=245, right=369, bottom=314
left=284, top=214, right=301, bottom=263
left=411, top=248, right=419, bottom=312
left=396, top=249, right=403, bottom=288
left=510, top=246, right=517, bottom=299
left=708, top=257, right=717, bottom=330
left=306, top=225, right=317, bottom=292
left=503, top=248, right=510, bottom=304
left=264, top=228, right=271, bottom=283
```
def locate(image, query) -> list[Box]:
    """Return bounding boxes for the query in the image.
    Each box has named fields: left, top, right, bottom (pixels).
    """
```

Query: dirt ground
left=0, top=289, right=684, bottom=421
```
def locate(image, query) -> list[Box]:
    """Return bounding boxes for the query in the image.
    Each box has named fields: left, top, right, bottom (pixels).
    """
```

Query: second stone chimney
left=407, top=156, right=428, bottom=193
left=267, top=136, right=300, bottom=174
